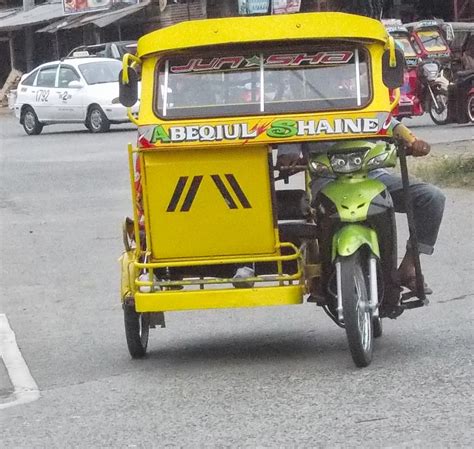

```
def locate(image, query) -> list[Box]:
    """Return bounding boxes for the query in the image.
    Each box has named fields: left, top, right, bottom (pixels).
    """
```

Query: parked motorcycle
left=418, top=60, right=450, bottom=125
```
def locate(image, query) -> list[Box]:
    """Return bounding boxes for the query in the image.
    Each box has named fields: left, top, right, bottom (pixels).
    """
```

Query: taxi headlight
left=330, top=151, right=366, bottom=174
left=111, top=97, right=120, bottom=104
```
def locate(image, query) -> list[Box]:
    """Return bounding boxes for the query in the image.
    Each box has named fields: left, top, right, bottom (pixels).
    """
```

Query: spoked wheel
left=123, top=304, right=150, bottom=358
left=467, top=94, right=474, bottom=123
left=429, top=92, right=449, bottom=125
left=339, top=251, right=373, bottom=367
left=22, top=106, right=43, bottom=135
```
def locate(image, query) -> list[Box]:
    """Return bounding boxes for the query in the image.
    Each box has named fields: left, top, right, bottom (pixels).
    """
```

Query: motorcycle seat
left=455, top=70, right=474, bottom=83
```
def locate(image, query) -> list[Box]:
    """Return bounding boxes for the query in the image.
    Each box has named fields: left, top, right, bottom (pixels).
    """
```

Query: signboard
left=238, top=0, right=270, bottom=15
left=63, top=0, right=112, bottom=15
left=63, top=0, right=138, bottom=16
left=272, top=0, right=301, bottom=14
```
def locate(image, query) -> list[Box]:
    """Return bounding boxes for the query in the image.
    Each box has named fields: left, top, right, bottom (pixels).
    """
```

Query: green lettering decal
left=151, top=125, right=171, bottom=143
left=267, top=120, right=297, bottom=138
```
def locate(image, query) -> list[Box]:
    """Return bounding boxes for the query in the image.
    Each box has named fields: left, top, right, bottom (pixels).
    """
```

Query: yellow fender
left=119, top=250, right=137, bottom=301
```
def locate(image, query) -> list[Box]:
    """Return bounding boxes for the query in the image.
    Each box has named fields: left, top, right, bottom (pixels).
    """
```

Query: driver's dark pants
left=311, top=171, right=446, bottom=255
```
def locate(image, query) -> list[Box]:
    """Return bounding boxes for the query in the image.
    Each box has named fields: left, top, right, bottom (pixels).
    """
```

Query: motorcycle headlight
left=330, top=151, right=366, bottom=174
left=367, top=152, right=389, bottom=168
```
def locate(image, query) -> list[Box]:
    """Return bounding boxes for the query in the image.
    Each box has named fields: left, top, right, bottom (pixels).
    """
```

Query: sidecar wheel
left=373, top=316, right=383, bottom=338
left=340, top=251, right=373, bottom=367
left=123, top=304, right=150, bottom=358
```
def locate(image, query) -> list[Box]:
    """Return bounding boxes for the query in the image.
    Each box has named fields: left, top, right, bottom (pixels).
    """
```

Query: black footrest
left=401, top=291, right=429, bottom=309
left=279, top=222, right=318, bottom=240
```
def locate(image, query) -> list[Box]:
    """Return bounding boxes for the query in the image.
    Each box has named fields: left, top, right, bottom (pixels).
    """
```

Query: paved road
left=0, top=112, right=473, bottom=447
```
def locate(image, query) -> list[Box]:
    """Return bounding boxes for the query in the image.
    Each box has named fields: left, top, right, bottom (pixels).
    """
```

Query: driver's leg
left=376, top=172, right=446, bottom=290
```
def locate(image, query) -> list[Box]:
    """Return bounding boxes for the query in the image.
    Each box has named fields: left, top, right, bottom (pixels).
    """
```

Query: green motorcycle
left=281, top=139, right=427, bottom=367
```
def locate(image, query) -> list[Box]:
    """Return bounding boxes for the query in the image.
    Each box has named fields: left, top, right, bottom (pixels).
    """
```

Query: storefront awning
left=0, top=2, right=65, bottom=32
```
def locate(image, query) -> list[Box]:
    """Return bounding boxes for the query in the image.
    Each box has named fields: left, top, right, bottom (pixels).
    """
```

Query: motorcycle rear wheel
left=339, top=251, right=373, bottom=367
left=428, top=92, right=449, bottom=125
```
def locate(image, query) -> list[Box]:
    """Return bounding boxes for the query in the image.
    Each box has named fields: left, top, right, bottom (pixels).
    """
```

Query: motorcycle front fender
left=331, top=224, right=380, bottom=261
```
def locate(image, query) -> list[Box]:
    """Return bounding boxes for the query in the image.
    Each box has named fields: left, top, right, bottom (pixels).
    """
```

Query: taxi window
left=417, top=31, right=448, bottom=51
left=58, top=66, right=80, bottom=88
left=22, top=69, right=38, bottom=86
left=36, top=65, right=58, bottom=87
left=156, top=46, right=371, bottom=119
left=394, top=36, right=417, bottom=57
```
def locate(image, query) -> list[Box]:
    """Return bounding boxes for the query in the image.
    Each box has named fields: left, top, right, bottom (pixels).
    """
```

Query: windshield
left=156, top=46, right=371, bottom=119
left=417, top=30, right=448, bottom=52
left=79, top=61, right=122, bottom=85
left=394, top=36, right=417, bottom=57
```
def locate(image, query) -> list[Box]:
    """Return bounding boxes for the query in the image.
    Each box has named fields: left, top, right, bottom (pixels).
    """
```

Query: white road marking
left=0, top=314, right=40, bottom=409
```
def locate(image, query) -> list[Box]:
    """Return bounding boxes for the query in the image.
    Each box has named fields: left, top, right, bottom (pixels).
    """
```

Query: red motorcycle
left=383, top=20, right=423, bottom=120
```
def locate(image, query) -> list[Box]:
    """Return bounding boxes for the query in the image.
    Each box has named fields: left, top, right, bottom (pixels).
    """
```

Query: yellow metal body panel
left=137, top=13, right=388, bottom=58
left=119, top=250, right=136, bottom=300
left=141, top=145, right=276, bottom=260
left=134, top=285, right=304, bottom=312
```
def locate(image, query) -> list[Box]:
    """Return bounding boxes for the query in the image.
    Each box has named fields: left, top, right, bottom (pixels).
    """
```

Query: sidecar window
left=155, top=46, right=371, bottom=119
left=416, top=31, right=448, bottom=52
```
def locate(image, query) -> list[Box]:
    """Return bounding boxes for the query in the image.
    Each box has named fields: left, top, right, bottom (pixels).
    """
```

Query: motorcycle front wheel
left=339, top=251, right=373, bottom=367
left=428, top=91, right=449, bottom=125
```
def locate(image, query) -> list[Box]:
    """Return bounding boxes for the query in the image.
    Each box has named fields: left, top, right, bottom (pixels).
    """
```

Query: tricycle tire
left=340, top=251, right=373, bottom=367
left=123, top=304, right=150, bottom=358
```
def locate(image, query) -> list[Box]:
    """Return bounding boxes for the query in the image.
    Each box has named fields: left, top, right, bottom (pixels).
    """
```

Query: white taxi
left=14, top=57, right=138, bottom=135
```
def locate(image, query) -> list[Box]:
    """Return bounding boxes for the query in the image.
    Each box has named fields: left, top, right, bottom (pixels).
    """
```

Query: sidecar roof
left=137, top=12, right=389, bottom=58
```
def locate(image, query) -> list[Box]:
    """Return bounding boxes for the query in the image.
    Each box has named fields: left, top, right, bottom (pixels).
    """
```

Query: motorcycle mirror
left=119, top=68, right=138, bottom=107
left=382, top=48, right=405, bottom=89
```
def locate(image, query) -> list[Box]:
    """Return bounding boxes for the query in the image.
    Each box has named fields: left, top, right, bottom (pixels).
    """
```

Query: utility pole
left=23, top=0, right=35, bottom=71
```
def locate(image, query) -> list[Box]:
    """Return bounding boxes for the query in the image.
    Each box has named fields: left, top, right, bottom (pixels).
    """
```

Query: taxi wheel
left=86, top=106, right=110, bottom=133
left=22, top=107, right=43, bottom=135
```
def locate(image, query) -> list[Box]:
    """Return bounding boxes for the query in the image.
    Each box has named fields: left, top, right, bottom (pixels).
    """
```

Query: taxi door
left=55, top=64, right=85, bottom=121
left=31, top=64, right=58, bottom=121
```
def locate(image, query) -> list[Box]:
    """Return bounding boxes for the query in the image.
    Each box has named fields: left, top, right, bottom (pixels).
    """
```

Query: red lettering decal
left=214, top=56, right=245, bottom=70
left=265, top=54, right=295, bottom=66
left=319, top=51, right=354, bottom=64
left=170, top=59, right=196, bottom=73
left=193, top=58, right=219, bottom=71
left=291, top=53, right=324, bottom=65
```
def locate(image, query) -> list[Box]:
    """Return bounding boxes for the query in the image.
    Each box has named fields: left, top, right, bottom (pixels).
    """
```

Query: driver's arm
left=392, top=119, right=431, bottom=157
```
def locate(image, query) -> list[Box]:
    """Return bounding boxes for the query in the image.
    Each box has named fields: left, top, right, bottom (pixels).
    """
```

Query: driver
left=276, top=119, right=445, bottom=311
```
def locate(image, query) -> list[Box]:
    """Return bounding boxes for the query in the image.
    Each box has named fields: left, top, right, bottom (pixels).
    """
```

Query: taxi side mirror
left=119, top=67, right=138, bottom=107
left=68, top=80, right=84, bottom=89
left=382, top=48, right=405, bottom=89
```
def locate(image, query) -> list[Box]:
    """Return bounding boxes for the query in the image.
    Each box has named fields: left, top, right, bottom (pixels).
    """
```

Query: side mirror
left=68, top=80, right=84, bottom=89
left=119, top=67, right=138, bottom=107
left=382, top=48, right=405, bottom=89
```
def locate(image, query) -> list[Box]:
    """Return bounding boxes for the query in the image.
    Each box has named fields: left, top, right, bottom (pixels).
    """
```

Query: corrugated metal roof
left=0, top=8, right=20, bottom=20
left=0, top=2, right=64, bottom=31
left=86, top=1, right=149, bottom=28
left=37, top=1, right=149, bottom=32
